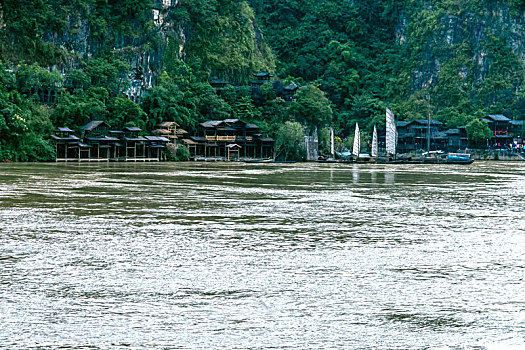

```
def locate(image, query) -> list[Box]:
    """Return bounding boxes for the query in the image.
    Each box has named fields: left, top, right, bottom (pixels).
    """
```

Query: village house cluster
left=480, top=114, right=524, bottom=149
left=51, top=118, right=275, bottom=162
left=182, top=119, right=275, bottom=160
left=393, top=115, right=524, bottom=153
left=51, top=121, right=171, bottom=162
left=394, top=120, right=469, bottom=153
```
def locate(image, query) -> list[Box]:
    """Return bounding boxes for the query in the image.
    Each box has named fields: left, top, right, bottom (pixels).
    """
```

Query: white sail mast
left=371, top=125, right=378, bottom=157
left=352, top=123, right=360, bottom=158
left=386, top=107, right=397, bottom=156
left=330, top=127, right=335, bottom=158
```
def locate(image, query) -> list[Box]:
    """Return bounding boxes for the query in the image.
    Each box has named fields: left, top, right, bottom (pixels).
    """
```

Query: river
left=0, top=162, right=524, bottom=349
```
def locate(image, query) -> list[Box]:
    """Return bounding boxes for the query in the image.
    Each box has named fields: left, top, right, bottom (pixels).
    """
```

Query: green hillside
left=1, top=0, right=524, bottom=160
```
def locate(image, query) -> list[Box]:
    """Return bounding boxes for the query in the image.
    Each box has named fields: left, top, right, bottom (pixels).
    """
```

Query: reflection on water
left=1, top=162, right=525, bottom=349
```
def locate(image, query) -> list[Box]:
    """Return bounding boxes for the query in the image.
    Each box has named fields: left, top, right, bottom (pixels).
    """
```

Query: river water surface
left=1, top=162, right=524, bottom=349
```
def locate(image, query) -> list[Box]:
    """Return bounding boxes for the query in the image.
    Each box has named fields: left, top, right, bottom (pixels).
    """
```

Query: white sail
left=330, top=127, right=335, bottom=158
left=371, top=125, right=378, bottom=157
left=352, top=123, right=360, bottom=157
left=386, top=107, right=397, bottom=156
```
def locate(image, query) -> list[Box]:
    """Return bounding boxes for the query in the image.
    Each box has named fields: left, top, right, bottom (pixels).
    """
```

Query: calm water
left=1, top=162, right=524, bottom=349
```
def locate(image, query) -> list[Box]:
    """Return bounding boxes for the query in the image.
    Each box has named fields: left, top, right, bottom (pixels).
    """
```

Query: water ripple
left=0, top=162, right=524, bottom=349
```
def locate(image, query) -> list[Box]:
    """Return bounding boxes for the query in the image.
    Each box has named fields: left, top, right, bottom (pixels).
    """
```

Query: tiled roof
left=81, top=120, right=110, bottom=131
left=415, top=119, right=443, bottom=126
left=486, top=114, right=511, bottom=122
left=224, top=119, right=245, bottom=124
left=200, top=120, right=224, bottom=128
left=144, top=136, right=170, bottom=142
left=54, top=127, right=74, bottom=132
left=396, top=121, right=411, bottom=127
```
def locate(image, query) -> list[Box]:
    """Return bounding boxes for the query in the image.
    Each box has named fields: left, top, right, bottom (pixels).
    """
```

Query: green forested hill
left=252, top=0, right=525, bottom=131
left=1, top=0, right=525, bottom=160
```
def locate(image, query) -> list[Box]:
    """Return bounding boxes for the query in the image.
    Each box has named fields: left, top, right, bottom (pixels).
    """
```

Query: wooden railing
left=206, top=135, right=236, bottom=141
left=204, top=135, right=254, bottom=142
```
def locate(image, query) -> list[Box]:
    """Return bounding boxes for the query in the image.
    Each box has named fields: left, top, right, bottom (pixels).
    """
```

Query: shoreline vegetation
left=2, top=1, right=525, bottom=162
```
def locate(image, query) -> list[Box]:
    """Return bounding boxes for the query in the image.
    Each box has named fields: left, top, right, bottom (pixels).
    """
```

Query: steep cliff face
left=389, top=0, right=525, bottom=120
left=400, top=1, right=525, bottom=91
left=0, top=0, right=274, bottom=95
left=172, top=0, right=275, bottom=84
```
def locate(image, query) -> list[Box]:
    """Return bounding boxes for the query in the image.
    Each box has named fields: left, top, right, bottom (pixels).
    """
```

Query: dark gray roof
left=85, top=136, right=120, bottom=142
left=68, top=142, right=91, bottom=148
left=510, top=120, right=524, bottom=125
left=54, top=127, right=73, bottom=132
left=51, top=135, right=79, bottom=141
left=123, top=126, right=142, bottom=132
left=144, top=136, right=170, bottom=142
left=224, top=119, right=245, bottom=124
left=415, top=119, right=443, bottom=126
left=81, top=120, right=110, bottom=131
left=445, top=129, right=460, bottom=135
left=486, top=114, right=511, bottom=122
left=260, top=137, right=275, bottom=142
left=246, top=124, right=260, bottom=129
left=123, top=136, right=146, bottom=141
left=396, top=121, right=411, bottom=127
left=200, top=120, right=224, bottom=128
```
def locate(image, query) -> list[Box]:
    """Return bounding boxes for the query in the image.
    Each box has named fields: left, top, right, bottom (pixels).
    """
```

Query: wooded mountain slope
left=1, top=0, right=524, bottom=160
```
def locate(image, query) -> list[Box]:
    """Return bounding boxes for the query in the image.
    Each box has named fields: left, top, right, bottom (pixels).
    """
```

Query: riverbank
left=468, top=149, right=525, bottom=161
left=3, top=152, right=525, bottom=163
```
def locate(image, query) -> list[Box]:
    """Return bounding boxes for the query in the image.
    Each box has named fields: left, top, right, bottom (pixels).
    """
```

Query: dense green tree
left=109, top=97, right=147, bottom=129
left=53, top=88, right=109, bottom=127
left=287, top=85, right=333, bottom=132
left=466, top=118, right=492, bottom=147
left=84, top=58, right=131, bottom=95
left=274, top=121, right=305, bottom=161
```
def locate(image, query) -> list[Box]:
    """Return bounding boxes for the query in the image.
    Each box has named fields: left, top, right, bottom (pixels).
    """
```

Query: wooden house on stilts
left=51, top=121, right=169, bottom=162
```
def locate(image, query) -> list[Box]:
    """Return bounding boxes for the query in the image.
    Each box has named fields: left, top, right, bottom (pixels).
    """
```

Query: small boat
left=352, top=123, right=373, bottom=163
left=383, top=107, right=399, bottom=163
left=371, top=125, right=378, bottom=159
left=422, top=151, right=474, bottom=164
left=447, top=153, right=474, bottom=164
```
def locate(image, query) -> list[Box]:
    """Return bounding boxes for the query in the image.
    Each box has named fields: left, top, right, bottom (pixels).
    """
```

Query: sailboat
left=385, top=107, right=397, bottom=160
left=352, top=122, right=360, bottom=159
left=380, top=107, right=412, bottom=163
left=352, top=122, right=372, bottom=162
left=371, top=125, right=378, bottom=159
left=330, top=127, right=335, bottom=159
